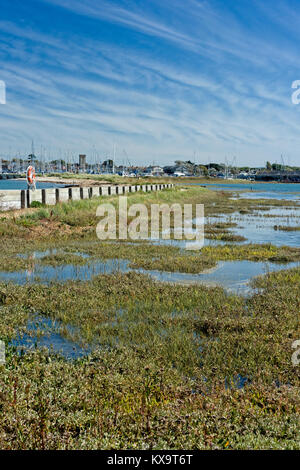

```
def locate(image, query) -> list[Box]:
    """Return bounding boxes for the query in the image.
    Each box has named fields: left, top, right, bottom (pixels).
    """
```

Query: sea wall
left=0, top=183, right=174, bottom=211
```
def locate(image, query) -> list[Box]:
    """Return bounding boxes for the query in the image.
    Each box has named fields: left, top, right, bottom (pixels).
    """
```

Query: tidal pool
left=138, top=260, right=300, bottom=296
left=10, top=315, right=93, bottom=359
left=152, top=204, right=300, bottom=249
left=1, top=250, right=299, bottom=296
left=205, top=207, right=300, bottom=248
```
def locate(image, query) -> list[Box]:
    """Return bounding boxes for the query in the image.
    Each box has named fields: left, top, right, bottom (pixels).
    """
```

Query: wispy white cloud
left=1, top=0, right=300, bottom=165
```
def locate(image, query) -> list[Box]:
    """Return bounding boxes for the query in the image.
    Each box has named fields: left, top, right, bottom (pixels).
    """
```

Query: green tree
left=266, top=161, right=272, bottom=171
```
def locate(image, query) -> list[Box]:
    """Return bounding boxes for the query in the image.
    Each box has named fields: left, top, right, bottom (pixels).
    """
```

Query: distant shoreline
left=6, top=175, right=300, bottom=188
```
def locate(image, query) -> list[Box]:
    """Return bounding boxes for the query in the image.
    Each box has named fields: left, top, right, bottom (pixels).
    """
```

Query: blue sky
left=1, top=0, right=300, bottom=166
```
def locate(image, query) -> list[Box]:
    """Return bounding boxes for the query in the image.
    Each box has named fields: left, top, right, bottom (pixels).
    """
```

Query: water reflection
left=10, top=315, right=93, bottom=359
left=0, top=250, right=299, bottom=297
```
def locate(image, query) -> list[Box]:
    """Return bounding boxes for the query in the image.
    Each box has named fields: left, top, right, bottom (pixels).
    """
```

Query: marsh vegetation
left=0, top=184, right=299, bottom=449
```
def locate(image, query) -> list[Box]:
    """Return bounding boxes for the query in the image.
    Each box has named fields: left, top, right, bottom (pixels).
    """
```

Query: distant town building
left=79, top=154, right=86, bottom=171
left=144, top=165, right=164, bottom=176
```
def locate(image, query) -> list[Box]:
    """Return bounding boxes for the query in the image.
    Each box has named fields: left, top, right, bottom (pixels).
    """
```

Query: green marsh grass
left=0, top=267, right=299, bottom=449
left=0, top=184, right=299, bottom=449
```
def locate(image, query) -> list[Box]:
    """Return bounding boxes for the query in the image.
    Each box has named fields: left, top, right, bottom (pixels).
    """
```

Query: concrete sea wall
left=0, top=183, right=174, bottom=211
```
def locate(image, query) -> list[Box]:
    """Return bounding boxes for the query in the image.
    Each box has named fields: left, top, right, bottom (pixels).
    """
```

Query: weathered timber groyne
left=0, top=183, right=174, bottom=211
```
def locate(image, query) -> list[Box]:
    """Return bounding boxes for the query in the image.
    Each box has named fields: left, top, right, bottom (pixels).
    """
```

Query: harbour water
left=198, top=181, right=300, bottom=201
left=0, top=179, right=65, bottom=190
